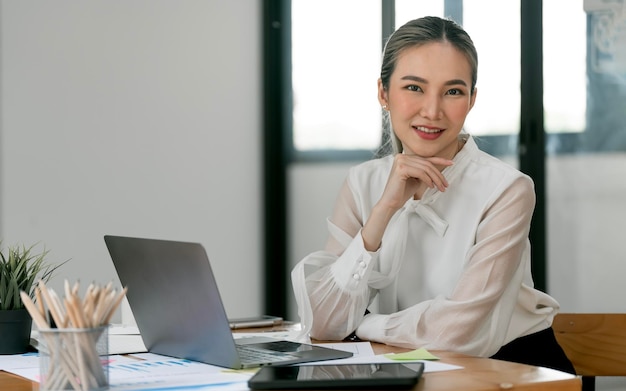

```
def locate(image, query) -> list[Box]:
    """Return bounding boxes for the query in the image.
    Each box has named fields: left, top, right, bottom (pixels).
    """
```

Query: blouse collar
left=401, top=133, right=478, bottom=237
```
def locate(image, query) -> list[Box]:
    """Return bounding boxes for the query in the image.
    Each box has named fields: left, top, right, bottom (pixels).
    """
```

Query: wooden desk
left=1, top=324, right=581, bottom=391
left=0, top=353, right=582, bottom=391
left=372, top=345, right=580, bottom=391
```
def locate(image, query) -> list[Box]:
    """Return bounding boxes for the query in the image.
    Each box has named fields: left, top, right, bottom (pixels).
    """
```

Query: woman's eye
left=406, top=85, right=422, bottom=92
left=446, top=88, right=463, bottom=95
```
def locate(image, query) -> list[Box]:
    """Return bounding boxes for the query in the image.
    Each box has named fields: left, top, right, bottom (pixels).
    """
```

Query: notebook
left=104, top=235, right=353, bottom=369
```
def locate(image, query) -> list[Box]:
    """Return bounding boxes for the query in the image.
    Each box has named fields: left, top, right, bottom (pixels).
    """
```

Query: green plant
left=0, top=242, right=67, bottom=311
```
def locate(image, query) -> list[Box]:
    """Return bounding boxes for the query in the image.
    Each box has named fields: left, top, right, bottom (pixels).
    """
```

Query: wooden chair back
left=553, top=313, right=626, bottom=390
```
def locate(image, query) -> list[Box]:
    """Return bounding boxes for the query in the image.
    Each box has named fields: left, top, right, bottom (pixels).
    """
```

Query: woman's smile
left=413, top=125, right=445, bottom=140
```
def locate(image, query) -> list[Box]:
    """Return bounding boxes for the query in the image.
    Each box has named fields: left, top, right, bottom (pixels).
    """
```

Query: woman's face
left=379, top=41, right=477, bottom=158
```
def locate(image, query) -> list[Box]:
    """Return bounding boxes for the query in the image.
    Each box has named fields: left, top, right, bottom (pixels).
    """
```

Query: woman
left=291, top=16, right=574, bottom=373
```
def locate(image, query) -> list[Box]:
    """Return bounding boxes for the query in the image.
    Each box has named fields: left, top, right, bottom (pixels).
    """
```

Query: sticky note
left=384, top=348, right=439, bottom=361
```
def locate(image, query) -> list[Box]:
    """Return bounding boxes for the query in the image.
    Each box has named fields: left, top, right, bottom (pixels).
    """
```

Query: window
left=291, top=1, right=524, bottom=158
left=268, top=0, right=626, bottom=318
left=291, top=1, right=382, bottom=152
left=543, top=0, right=586, bottom=134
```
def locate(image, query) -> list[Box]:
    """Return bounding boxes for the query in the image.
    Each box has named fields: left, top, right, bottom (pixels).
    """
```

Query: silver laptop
left=104, top=235, right=352, bottom=369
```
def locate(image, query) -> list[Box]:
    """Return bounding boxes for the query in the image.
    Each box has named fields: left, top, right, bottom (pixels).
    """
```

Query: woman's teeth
left=415, top=126, right=442, bottom=134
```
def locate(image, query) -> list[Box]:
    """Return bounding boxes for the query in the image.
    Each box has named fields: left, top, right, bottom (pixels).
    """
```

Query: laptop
left=104, top=235, right=353, bottom=369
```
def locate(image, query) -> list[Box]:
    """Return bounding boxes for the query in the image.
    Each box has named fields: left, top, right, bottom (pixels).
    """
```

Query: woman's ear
left=377, top=78, right=388, bottom=109
left=469, top=87, right=478, bottom=111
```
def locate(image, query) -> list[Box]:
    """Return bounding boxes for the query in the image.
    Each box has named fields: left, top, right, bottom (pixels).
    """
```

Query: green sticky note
left=384, top=348, right=439, bottom=361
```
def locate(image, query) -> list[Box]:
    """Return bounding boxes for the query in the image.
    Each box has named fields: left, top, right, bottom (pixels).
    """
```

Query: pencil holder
left=39, top=326, right=109, bottom=391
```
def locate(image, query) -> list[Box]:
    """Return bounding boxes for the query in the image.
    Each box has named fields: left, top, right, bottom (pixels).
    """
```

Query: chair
left=553, top=313, right=626, bottom=391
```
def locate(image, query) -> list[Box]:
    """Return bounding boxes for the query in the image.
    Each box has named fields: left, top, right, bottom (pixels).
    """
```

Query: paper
left=0, top=352, right=40, bottom=370
left=314, top=341, right=375, bottom=356
left=3, top=341, right=462, bottom=391
left=384, top=347, right=439, bottom=361
left=299, top=343, right=461, bottom=373
left=31, top=327, right=148, bottom=355
left=5, top=354, right=144, bottom=383
left=108, top=334, right=147, bottom=355
left=232, top=329, right=302, bottom=341
left=6, top=354, right=252, bottom=390
left=109, top=324, right=141, bottom=335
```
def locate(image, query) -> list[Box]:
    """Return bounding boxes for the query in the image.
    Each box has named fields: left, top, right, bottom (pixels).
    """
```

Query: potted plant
left=0, top=242, right=67, bottom=354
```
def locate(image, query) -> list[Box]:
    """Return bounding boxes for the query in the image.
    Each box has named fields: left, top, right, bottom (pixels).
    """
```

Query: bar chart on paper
left=107, top=356, right=253, bottom=390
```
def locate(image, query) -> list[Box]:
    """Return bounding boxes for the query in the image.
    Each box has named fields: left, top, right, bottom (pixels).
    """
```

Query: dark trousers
left=490, top=326, right=575, bottom=374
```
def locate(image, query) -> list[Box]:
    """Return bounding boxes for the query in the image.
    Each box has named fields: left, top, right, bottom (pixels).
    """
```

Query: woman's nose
left=419, top=94, right=443, bottom=120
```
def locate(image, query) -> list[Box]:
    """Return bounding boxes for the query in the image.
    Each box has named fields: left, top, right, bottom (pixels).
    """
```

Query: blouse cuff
left=329, top=230, right=377, bottom=290
left=355, top=313, right=388, bottom=342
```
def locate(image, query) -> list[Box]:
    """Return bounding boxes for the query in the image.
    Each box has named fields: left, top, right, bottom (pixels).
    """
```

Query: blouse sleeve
left=356, top=176, right=539, bottom=356
left=291, top=178, right=379, bottom=340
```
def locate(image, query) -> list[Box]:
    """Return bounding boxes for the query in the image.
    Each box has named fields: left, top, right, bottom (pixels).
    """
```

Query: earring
left=382, top=105, right=388, bottom=110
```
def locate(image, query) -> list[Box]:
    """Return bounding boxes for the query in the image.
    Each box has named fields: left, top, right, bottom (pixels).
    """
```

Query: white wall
left=0, top=0, right=262, bottom=320
left=547, top=153, right=626, bottom=312
left=287, top=162, right=353, bottom=318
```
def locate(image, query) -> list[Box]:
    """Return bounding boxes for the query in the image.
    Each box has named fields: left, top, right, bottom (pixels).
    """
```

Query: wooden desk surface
left=373, top=345, right=580, bottom=391
left=1, top=324, right=581, bottom=391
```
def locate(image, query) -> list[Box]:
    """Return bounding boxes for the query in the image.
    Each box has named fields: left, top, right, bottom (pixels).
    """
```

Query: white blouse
left=291, top=135, right=559, bottom=357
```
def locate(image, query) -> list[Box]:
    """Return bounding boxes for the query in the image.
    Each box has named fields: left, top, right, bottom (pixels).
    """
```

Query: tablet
left=248, top=362, right=424, bottom=389
left=228, top=315, right=283, bottom=329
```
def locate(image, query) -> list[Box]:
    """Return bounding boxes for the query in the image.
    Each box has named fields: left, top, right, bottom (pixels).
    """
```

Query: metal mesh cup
left=39, top=326, right=109, bottom=391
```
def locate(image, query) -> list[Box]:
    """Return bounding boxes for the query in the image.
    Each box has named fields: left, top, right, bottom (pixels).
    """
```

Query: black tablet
left=228, top=315, right=283, bottom=329
left=248, top=362, right=424, bottom=389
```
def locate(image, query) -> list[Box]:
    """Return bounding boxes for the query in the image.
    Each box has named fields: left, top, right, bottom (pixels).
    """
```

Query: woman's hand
left=380, top=154, right=453, bottom=210
left=361, top=154, right=453, bottom=251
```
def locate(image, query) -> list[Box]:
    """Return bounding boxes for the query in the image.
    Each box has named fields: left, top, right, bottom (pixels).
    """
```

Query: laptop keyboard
left=237, top=342, right=300, bottom=364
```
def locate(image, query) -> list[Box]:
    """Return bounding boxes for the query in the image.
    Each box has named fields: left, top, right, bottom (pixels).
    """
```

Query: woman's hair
left=377, top=16, right=478, bottom=156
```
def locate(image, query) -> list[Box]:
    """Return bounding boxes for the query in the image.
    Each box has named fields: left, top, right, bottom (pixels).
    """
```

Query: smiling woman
left=290, top=15, right=576, bottom=376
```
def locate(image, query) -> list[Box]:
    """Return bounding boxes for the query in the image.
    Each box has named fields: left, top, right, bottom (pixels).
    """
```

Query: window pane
left=547, top=0, right=626, bottom=316
left=463, top=2, right=520, bottom=137
left=291, top=1, right=382, bottom=151
left=394, top=0, right=444, bottom=28
left=544, top=0, right=586, bottom=133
